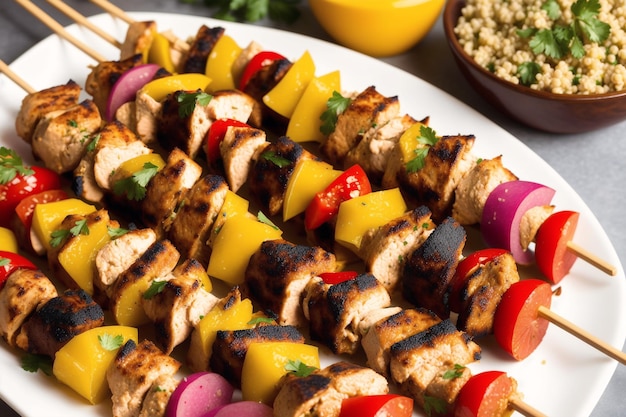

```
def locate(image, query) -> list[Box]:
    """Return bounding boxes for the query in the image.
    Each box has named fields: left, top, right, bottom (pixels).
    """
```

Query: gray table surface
left=0, top=1, right=624, bottom=416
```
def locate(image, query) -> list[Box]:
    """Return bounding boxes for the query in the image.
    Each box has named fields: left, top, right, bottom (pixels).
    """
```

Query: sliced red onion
left=105, top=63, right=161, bottom=121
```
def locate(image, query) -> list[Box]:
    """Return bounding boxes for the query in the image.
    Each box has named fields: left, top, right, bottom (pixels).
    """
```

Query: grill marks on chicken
left=183, top=25, right=225, bottom=74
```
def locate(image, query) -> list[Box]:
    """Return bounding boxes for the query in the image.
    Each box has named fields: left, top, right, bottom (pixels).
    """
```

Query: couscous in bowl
left=443, top=0, right=626, bottom=133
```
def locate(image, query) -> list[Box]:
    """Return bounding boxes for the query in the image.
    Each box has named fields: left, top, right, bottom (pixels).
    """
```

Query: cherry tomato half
left=0, top=165, right=61, bottom=228
left=238, top=51, right=287, bottom=91
left=319, top=271, right=359, bottom=285
left=205, top=118, right=251, bottom=163
left=454, top=371, right=515, bottom=417
left=493, top=279, right=552, bottom=361
left=0, top=250, right=37, bottom=289
left=15, top=189, right=69, bottom=231
left=304, top=164, right=372, bottom=230
left=449, top=248, right=509, bottom=313
left=534, top=210, right=580, bottom=284
left=339, top=394, right=413, bottom=417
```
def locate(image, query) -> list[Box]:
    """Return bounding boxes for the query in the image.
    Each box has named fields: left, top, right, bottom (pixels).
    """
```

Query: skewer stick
left=567, top=241, right=617, bottom=276
left=15, top=0, right=106, bottom=63
left=538, top=305, right=626, bottom=365
left=509, top=397, right=548, bottom=417
left=88, top=0, right=134, bottom=24
left=46, top=0, right=122, bottom=49
left=0, top=60, right=35, bottom=94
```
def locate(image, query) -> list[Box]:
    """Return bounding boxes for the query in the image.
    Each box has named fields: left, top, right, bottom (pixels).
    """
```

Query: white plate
left=0, top=12, right=624, bottom=417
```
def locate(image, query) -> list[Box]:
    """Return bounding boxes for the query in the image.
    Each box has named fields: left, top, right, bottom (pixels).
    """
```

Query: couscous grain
left=454, top=0, right=626, bottom=93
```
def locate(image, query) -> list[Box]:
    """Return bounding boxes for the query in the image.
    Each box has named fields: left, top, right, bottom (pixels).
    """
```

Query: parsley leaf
left=177, top=91, right=212, bottom=118
left=108, top=226, right=129, bottom=238
left=143, top=280, right=168, bottom=299
left=0, top=257, right=9, bottom=267
left=405, top=125, right=438, bottom=173
left=247, top=316, right=276, bottom=325
left=98, top=333, right=124, bottom=351
left=181, top=0, right=301, bottom=24
left=50, top=219, right=90, bottom=248
left=518, top=61, right=542, bottom=85
left=542, top=0, right=561, bottom=20
left=320, top=91, right=351, bottom=135
left=261, top=150, right=291, bottom=168
left=21, top=354, right=53, bottom=376
left=257, top=211, right=280, bottom=230
left=113, top=162, right=160, bottom=201
left=285, top=359, right=317, bottom=377
left=443, top=364, right=466, bottom=380
left=0, top=147, right=34, bottom=184
left=423, top=395, right=448, bottom=417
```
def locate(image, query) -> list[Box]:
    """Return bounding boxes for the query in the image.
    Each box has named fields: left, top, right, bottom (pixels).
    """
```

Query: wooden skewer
left=510, top=397, right=548, bottom=417
left=15, top=0, right=106, bottom=63
left=45, top=0, right=122, bottom=49
left=567, top=241, right=617, bottom=276
left=0, top=59, right=35, bottom=94
left=538, top=305, right=626, bottom=365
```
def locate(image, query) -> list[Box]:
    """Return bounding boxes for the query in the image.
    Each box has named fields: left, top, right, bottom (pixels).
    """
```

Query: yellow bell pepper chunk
left=114, top=153, right=166, bottom=180
left=207, top=215, right=282, bottom=286
left=148, top=32, right=176, bottom=73
left=335, top=188, right=407, bottom=252
left=398, top=121, right=428, bottom=164
left=57, top=210, right=113, bottom=295
left=31, top=198, right=96, bottom=253
left=207, top=190, right=251, bottom=248
left=205, top=34, right=242, bottom=92
left=286, top=70, right=341, bottom=143
left=0, top=227, right=18, bottom=253
left=263, top=50, right=316, bottom=119
left=282, top=159, right=341, bottom=222
left=53, top=325, right=138, bottom=404
left=241, top=342, right=320, bottom=404
left=140, top=73, right=212, bottom=102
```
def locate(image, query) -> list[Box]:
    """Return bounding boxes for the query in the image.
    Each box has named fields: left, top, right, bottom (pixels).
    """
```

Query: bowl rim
left=442, top=0, right=626, bottom=102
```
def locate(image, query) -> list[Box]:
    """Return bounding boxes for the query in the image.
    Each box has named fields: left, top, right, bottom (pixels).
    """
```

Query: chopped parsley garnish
left=320, top=91, right=351, bottom=135
left=98, top=333, right=124, bottom=351
left=177, top=91, right=212, bottom=118
left=248, top=316, right=276, bottom=326
left=0, top=147, right=34, bottom=184
left=443, top=364, right=466, bottom=380
left=257, top=211, right=280, bottom=230
left=108, top=226, right=130, bottom=238
left=423, top=395, right=448, bottom=417
left=21, top=354, right=53, bottom=376
left=86, top=133, right=101, bottom=153
left=113, top=162, right=160, bottom=201
left=50, top=218, right=90, bottom=248
left=285, top=359, right=317, bottom=377
left=261, top=150, right=291, bottom=168
left=179, top=0, right=301, bottom=24
left=143, top=280, right=168, bottom=299
left=0, top=257, right=9, bottom=267
left=405, top=125, right=438, bottom=173
left=517, top=61, right=542, bottom=86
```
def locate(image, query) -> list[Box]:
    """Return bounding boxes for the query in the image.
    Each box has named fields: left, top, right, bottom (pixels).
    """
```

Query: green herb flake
left=108, top=226, right=130, bottom=238
left=50, top=219, right=90, bottom=248
left=180, top=0, right=301, bottom=24
left=257, top=211, right=280, bottom=230
left=423, top=395, right=449, bottom=417
left=406, top=125, right=438, bottom=173
left=98, top=333, right=125, bottom=351
left=21, top=354, right=53, bottom=376
left=285, top=359, right=317, bottom=377
left=177, top=91, right=213, bottom=118
left=143, top=280, right=168, bottom=299
left=320, top=91, right=352, bottom=135
left=0, top=147, right=35, bottom=184
left=113, top=162, right=160, bottom=201
left=443, top=364, right=466, bottom=380
left=0, top=257, right=9, bottom=267
left=518, top=61, right=542, bottom=86
left=248, top=316, right=276, bottom=326
left=261, top=150, right=292, bottom=168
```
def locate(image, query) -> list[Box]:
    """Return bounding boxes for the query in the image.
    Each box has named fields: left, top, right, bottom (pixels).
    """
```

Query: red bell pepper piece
left=238, top=51, right=287, bottom=90
left=205, top=118, right=251, bottom=163
left=339, top=394, right=413, bottom=417
left=15, top=189, right=69, bottom=231
left=319, top=271, right=359, bottom=285
left=0, top=250, right=37, bottom=289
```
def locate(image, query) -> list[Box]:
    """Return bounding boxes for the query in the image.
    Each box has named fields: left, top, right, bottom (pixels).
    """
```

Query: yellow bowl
left=308, top=0, right=445, bottom=57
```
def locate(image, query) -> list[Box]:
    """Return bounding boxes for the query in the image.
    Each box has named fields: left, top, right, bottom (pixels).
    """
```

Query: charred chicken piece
left=15, top=289, right=104, bottom=357
left=244, top=238, right=337, bottom=328
left=219, top=125, right=268, bottom=193
left=303, top=273, right=392, bottom=355
left=183, top=25, right=225, bottom=74
left=402, top=216, right=466, bottom=319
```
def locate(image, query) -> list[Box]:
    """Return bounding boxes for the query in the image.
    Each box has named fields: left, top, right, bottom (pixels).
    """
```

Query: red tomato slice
left=454, top=371, right=514, bottom=417
left=449, top=248, right=509, bottom=313
left=534, top=210, right=580, bottom=284
left=319, top=271, right=359, bottom=285
left=238, top=51, right=287, bottom=90
left=304, top=164, right=372, bottom=230
left=205, top=118, right=250, bottom=163
left=15, top=189, right=69, bottom=231
left=0, top=250, right=37, bottom=289
left=0, top=165, right=61, bottom=228
left=493, top=279, right=552, bottom=361
left=339, top=394, right=413, bottom=417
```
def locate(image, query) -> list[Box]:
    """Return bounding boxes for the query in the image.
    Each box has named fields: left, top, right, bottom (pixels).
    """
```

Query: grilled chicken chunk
left=183, top=25, right=225, bottom=74
left=520, top=205, right=555, bottom=250
left=361, top=308, right=441, bottom=377
left=141, top=148, right=203, bottom=238
left=208, top=90, right=261, bottom=128
left=247, top=136, right=319, bottom=216
left=389, top=319, right=481, bottom=395
left=211, top=324, right=305, bottom=388
left=402, top=216, right=466, bottom=319
left=15, top=80, right=81, bottom=143
left=107, top=339, right=181, bottom=417
left=419, top=362, right=472, bottom=414
left=15, top=289, right=104, bottom=357
left=320, top=86, right=400, bottom=166
left=455, top=250, right=520, bottom=338
left=344, top=114, right=418, bottom=183
left=138, top=374, right=179, bottom=417
left=134, top=90, right=162, bottom=144
left=231, top=40, right=263, bottom=86
left=0, top=269, right=58, bottom=347
left=452, top=155, right=518, bottom=225
left=85, top=54, right=144, bottom=116
left=245, top=239, right=337, bottom=327
left=303, top=273, right=392, bottom=355
left=142, top=259, right=219, bottom=354
left=73, top=149, right=104, bottom=204
left=385, top=134, right=476, bottom=221
left=359, top=205, right=435, bottom=293
left=120, top=21, right=157, bottom=60
left=168, top=174, right=229, bottom=266
left=31, top=99, right=102, bottom=174
left=94, top=228, right=157, bottom=298
left=220, top=125, right=268, bottom=192
left=273, top=361, right=389, bottom=417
